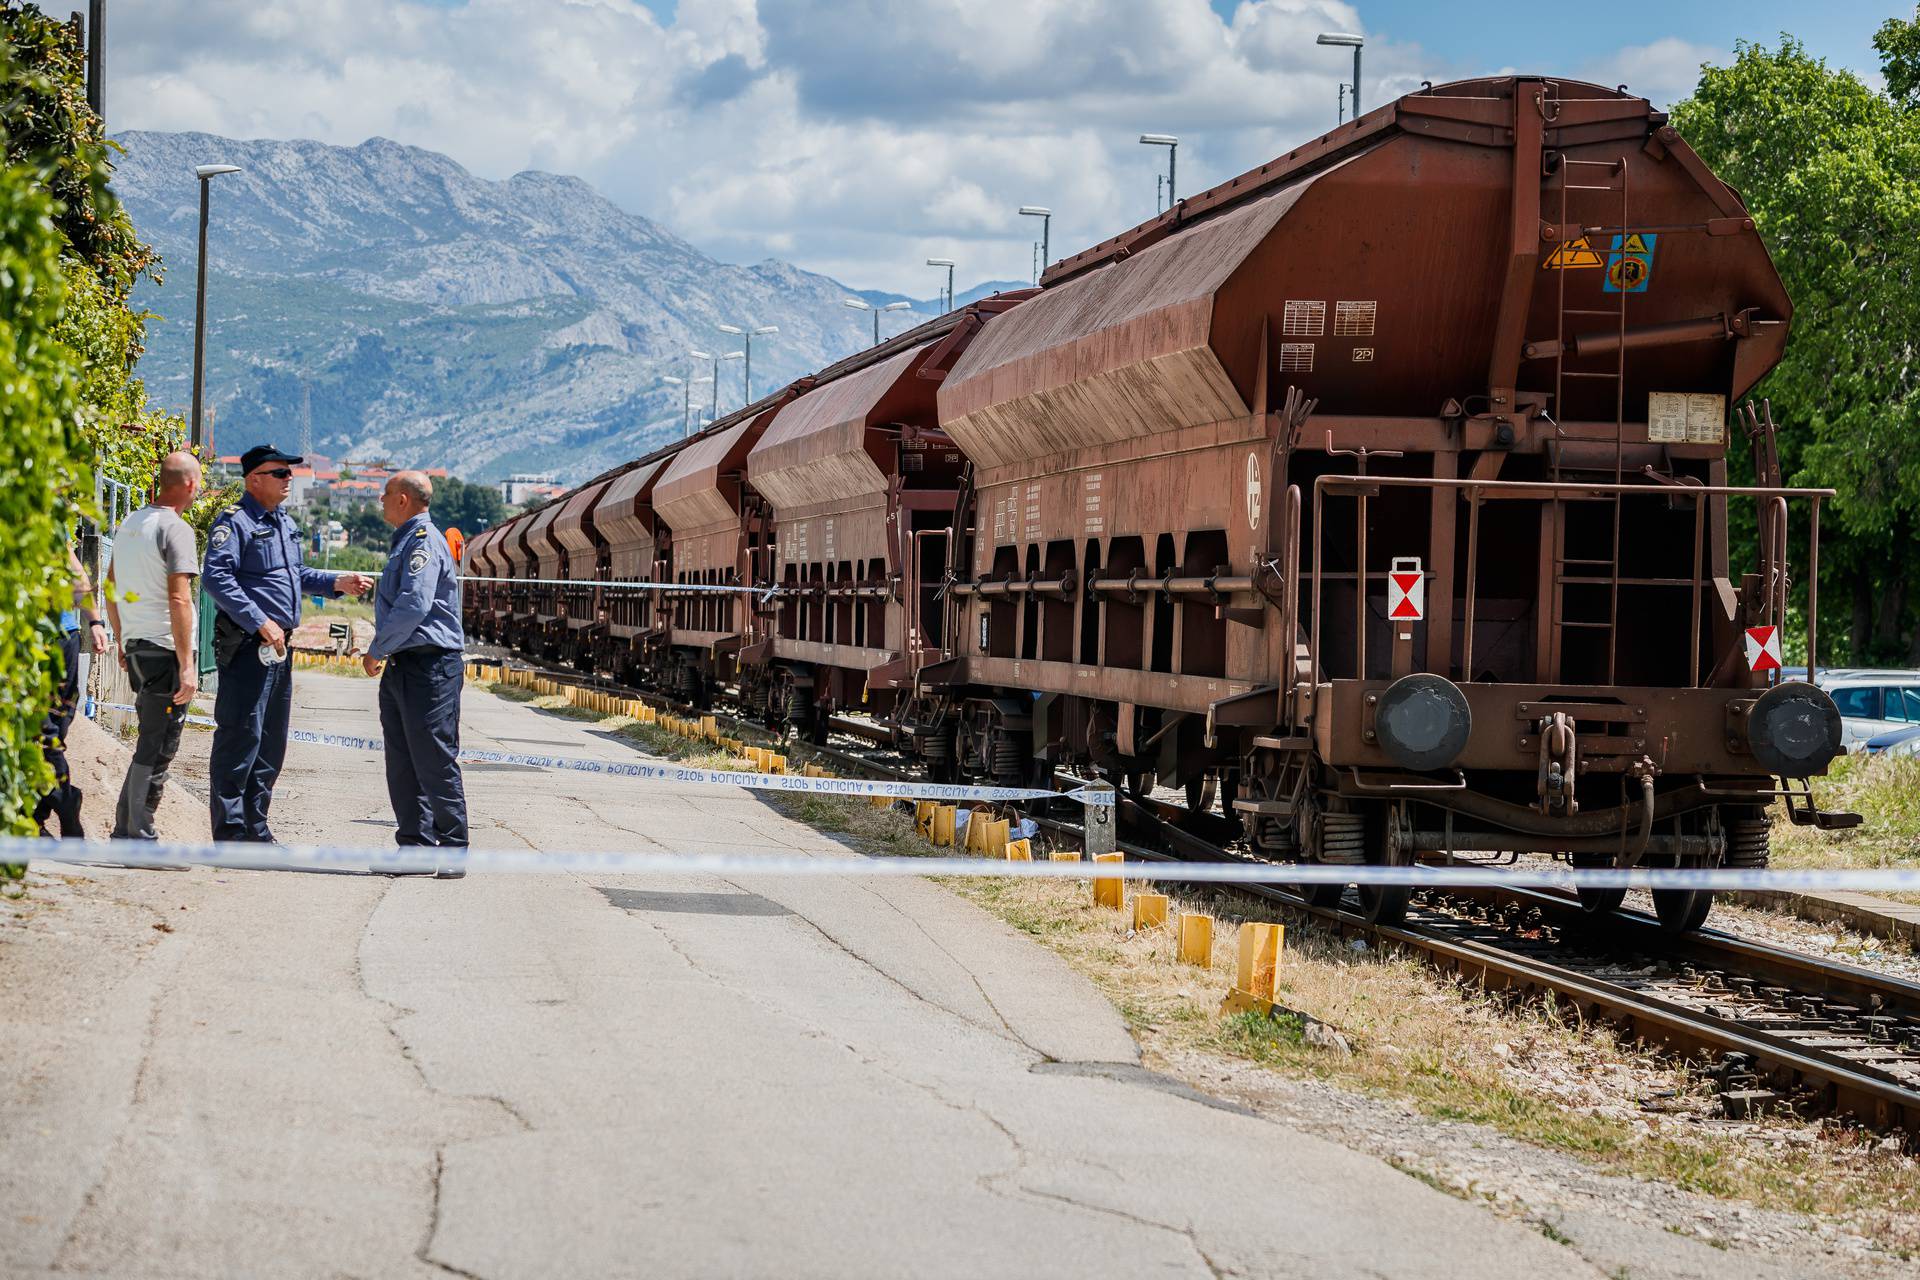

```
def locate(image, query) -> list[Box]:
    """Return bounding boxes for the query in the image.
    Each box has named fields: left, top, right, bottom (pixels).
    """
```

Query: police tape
left=88, top=702, right=1112, bottom=807
left=13, top=835, right=1920, bottom=892
left=460, top=574, right=778, bottom=600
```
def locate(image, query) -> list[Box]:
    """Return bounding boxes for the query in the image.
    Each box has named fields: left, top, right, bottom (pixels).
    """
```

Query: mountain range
left=111, top=130, right=1024, bottom=484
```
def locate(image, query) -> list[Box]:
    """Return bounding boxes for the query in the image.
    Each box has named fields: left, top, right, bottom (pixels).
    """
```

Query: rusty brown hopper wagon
left=934, top=76, right=1848, bottom=928
left=588, top=458, right=673, bottom=682
left=742, top=299, right=1023, bottom=742
left=550, top=477, right=615, bottom=667
left=650, top=394, right=794, bottom=705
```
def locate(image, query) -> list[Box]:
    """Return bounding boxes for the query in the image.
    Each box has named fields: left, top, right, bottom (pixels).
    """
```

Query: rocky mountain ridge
left=113, top=130, right=1023, bottom=482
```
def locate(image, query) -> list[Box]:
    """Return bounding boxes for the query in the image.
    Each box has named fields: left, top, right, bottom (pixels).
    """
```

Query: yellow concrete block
left=1132, top=892, right=1169, bottom=932
left=1228, top=922, right=1285, bottom=1011
left=770, top=754, right=788, bottom=775
left=1050, top=850, right=1081, bottom=862
left=983, top=817, right=1010, bottom=857
left=1092, top=851, right=1124, bottom=910
left=1176, top=913, right=1214, bottom=967
left=1005, top=838, right=1032, bottom=861
left=702, top=715, right=719, bottom=740
left=931, top=804, right=957, bottom=847
left=915, top=800, right=937, bottom=837
left=869, top=793, right=895, bottom=810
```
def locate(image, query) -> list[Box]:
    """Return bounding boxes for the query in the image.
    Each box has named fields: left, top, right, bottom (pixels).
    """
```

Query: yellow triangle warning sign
left=1544, top=236, right=1603, bottom=269
left=1619, top=232, right=1649, bottom=253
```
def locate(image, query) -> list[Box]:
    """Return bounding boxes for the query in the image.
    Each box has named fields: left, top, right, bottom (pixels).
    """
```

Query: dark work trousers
left=112, top=640, right=188, bottom=840
left=377, top=647, right=469, bottom=850
left=32, top=630, right=84, bottom=838
left=209, top=645, right=293, bottom=842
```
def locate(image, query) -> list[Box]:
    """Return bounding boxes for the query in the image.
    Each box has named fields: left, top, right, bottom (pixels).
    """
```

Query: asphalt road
left=0, top=672, right=1800, bottom=1278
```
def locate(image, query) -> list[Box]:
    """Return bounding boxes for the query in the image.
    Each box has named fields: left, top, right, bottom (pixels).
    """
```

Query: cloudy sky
left=111, top=0, right=1898, bottom=295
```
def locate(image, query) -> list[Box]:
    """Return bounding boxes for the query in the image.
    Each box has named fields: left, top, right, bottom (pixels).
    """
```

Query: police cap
left=241, top=444, right=304, bottom=475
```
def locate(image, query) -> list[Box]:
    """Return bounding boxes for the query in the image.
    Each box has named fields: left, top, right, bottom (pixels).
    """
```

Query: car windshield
left=1831, top=686, right=1884, bottom=719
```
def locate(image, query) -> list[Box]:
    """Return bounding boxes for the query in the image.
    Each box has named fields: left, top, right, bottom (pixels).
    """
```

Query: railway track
left=476, top=650, right=1920, bottom=1136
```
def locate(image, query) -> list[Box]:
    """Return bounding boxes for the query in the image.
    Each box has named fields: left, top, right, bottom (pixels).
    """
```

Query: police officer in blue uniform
left=203, top=445, right=373, bottom=842
left=362, top=470, right=468, bottom=876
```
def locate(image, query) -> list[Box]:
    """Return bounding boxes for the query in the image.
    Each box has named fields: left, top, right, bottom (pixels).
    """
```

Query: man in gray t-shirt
left=104, top=452, right=203, bottom=843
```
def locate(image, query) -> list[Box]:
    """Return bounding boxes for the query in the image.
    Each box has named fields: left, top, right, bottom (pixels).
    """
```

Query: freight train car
left=932, top=76, right=1847, bottom=927
left=466, top=75, right=1851, bottom=932
left=740, top=296, right=1029, bottom=743
left=550, top=477, right=614, bottom=669
left=650, top=393, right=797, bottom=705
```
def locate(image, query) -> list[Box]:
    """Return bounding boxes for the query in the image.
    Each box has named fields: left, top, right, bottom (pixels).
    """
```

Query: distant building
left=502, top=472, right=562, bottom=505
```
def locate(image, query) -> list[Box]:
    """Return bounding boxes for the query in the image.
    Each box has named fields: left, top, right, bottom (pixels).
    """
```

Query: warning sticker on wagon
left=1648, top=392, right=1726, bottom=445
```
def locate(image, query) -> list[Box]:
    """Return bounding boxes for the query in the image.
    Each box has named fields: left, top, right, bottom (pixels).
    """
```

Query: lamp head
left=195, top=163, right=243, bottom=180
left=843, top=298, right=872, bottom=311
left=716, top=323, right=744, bottom=335
left=880, top=302, right=911, bottom=313
left=689, top=349, right=712, bottom=360
left=753, top=325, right=778, bottom=335
left=1018, top=205, right=1051, bottom=217
left=661, top=375, right=684, bottom=385
left=926, top=257, right=955, bottom=268
left=1316, top=31, right=1363, bottom=46
left=1138, top=133, right=1177, bottom=146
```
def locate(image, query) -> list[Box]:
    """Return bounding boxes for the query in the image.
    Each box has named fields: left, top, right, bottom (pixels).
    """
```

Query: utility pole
left=85, top=0, right=105, bottom=118
left=300, top=377, right=313, bottom=457
left=190, top=164, right=242, bottom=449
left=1019, top=206, right=1051, bottom=281
left=1338, top=82, right=1348, bottom=124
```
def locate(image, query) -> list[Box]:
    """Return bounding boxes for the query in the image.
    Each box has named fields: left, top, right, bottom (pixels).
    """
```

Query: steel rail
left=471, top=647, right=1920, bottom=1133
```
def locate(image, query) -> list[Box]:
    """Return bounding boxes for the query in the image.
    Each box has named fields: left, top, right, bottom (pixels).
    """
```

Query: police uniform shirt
left=202, top=494, right=342, bottom=632
left=369, top=513, right=464, bottom=658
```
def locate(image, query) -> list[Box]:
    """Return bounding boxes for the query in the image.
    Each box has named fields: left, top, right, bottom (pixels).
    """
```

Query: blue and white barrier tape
left=90, top=703, right=1111, bottom=807
left=461, top=574, right=778, bottom=600
left=12, top=835, right=1920, bottom=891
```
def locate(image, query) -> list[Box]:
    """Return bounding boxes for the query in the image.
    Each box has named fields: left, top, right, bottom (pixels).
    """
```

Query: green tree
left=433, top=474, right=505, bottom=534
left=1672, top=35, right=1920, bottom=665
left=0, top=98, right=87, bottom=840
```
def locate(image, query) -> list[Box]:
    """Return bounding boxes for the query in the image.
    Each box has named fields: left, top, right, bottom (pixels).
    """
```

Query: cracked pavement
left=6, top=674, right=1616, bottom=1277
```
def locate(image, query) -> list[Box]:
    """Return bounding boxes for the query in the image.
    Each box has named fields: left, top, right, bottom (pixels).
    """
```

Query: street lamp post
left=1139, top=134, right=1177, bottom=206
left=191, top=163, right=243, bottom=449
left=662, top=375, right=692, bottom=435
left=926, top=258, right=955, bottom=311
left=716, top=351, right=743, bottom=417
left=717, top=323, right=777, bottom=402
left=1317, top=32, right=1364, bottom=117
left=1019, top=206, right=1051, bottom=281
left=843, top=298, right=910, bottom=345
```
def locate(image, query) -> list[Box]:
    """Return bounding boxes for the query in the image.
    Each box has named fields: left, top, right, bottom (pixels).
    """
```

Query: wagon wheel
left=1292, top=794, right=1346, bottom=909
left=1352, top=802, right=1411, bottom=927
left=1184, top=772, right=1217, bottom=815
left=1652, top=888, right=1713, bottom=933
left=1571, top=852, right=1627, bottom=916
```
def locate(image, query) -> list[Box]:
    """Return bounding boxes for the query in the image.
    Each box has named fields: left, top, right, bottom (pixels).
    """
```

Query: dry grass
left=1774, top=753, right=1920, bottom=872
left=781, top=791, right=1920, bottom=1248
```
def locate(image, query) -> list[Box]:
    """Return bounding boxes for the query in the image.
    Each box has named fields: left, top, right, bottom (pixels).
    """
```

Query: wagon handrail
left=1314, top=475, right=1836, bottom=500
left=1307, top=473, right=1832, bottom=688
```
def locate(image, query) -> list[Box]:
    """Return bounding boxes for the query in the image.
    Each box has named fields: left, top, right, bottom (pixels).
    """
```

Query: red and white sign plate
left=1388, top=558, right=1424, bottom=622
left=1744, top=624, right=1783, bottom=673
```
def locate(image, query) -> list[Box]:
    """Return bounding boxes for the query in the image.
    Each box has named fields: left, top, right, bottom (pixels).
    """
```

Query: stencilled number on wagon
left=979, top=611, right=990, bottom=652
left=1245, top=452, right=1263, bottom=529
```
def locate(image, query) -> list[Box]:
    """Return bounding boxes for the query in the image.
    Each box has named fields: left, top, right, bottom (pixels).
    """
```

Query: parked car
left=1862, top=723, right=1920, bottom=757
left=1816, top=670, right=1920, bottom=750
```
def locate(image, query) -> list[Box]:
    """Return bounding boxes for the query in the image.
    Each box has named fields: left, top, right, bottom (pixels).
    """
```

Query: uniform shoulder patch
left=408, top=548, right=429, bottom=573
left=210, top=524, right=232, bottom=547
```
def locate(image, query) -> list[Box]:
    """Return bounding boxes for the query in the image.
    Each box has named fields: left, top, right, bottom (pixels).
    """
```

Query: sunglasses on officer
left=259, top=467, right=294, bottom=480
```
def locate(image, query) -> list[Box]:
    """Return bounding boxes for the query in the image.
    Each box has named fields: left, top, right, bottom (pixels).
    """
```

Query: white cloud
left=111, top=0, right=1697, bottom=293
